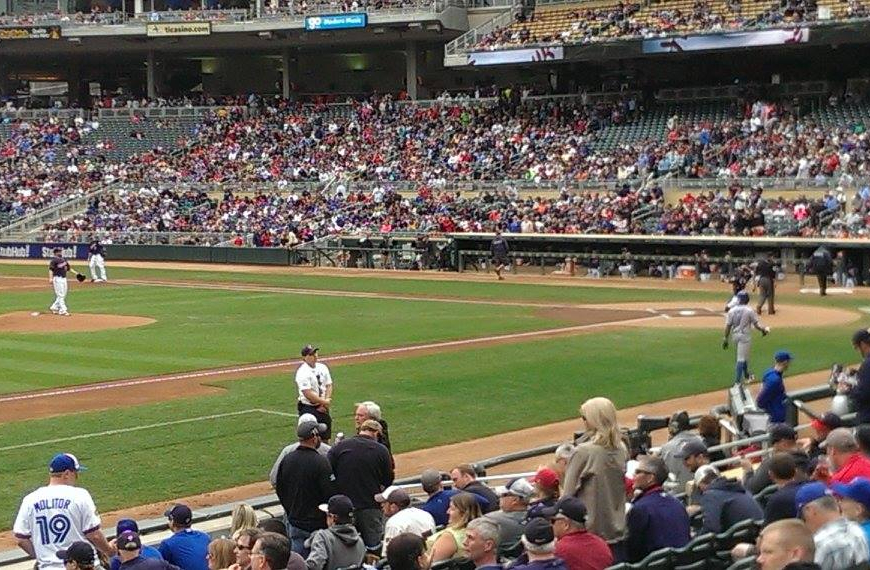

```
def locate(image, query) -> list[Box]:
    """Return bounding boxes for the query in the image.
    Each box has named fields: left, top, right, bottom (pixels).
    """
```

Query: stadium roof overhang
left=0, top=5, right=467, bottom=57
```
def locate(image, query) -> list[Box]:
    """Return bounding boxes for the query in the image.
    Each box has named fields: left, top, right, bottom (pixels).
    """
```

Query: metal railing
left=445, top=6, right=514, bottom=55
left=96, top=105, right=247, bottom=119
left=28, top=230, right=244, bottom=245
left=260, top=0, right=447, bottom=19
left=0, top=11, right=128, bottom=26
left=0, top=108, right=87, bottom=120
left=129, top=8, right=250, bottom=21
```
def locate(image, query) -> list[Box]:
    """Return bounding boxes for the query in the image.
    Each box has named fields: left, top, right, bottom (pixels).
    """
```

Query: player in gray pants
left=723, top=291, right=770, bottom=384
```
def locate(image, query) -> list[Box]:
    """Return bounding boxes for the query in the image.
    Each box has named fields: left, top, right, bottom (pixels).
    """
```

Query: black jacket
left=764, top=481, right=805, bottom=524
left=276, top=446, right=337, bottom=532
left=328, top=435, right=393, bottom=510
left=463, top=481, right=500, bottom=513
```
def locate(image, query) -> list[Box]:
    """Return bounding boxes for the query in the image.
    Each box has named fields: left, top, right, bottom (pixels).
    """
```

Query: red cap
left=530, top=467, right=559, bottom=489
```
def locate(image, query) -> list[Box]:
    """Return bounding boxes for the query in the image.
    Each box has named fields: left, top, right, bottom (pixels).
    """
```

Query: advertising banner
left=146, top=21, right=212, bottom=37
left=304, top=13, right=367, bottom=31
left=0, top=243, right=89, bottom=260
left=643, top=27, right=809, bottom=53
left=0, top=26, right=62, bottom=40
left=467, top=46, right=564, bottom=66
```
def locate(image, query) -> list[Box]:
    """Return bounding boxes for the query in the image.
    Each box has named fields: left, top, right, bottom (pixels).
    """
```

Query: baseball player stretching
left=49, top=249, right=72, bottom=316
left=295, top=344, right=334, bottom=441
left=87, top=240, right=107, bottom=283
left=723, top=291, right=769, bottom=384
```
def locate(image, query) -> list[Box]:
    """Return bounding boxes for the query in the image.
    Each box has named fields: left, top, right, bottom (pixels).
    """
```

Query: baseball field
left=0, top=261, right=867, bottom=538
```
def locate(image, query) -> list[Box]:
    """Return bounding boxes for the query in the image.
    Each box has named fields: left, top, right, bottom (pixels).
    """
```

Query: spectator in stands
left=110, top=520, right=164, bottom=570
left=755, top=519, right=817, bottom=570
left=256, top=520, right=286, bottom=538
left=354, top=401, right=391, bottom=451
left=850, top=329, right=870, bottom=425
left=833, top=478, right=870, bottom=546
left=419, top=470, right=457, bottom=526
left=741, top=424, right=801, bottom=494
left=274, top=420, right=337, bottom=557
left=328, top=419, right=393, bottom=550
left=484, top=477, right=534, bottom=555
left=159, top=505, right=211, bottom=570
left=251, top=534, right=291, bottom=570
left=117, top=532, right=178, bottom=570
left=377, top=487, right=436, bottom=556
left=450, top=464, right=499, bottom=514
left=207, top=539, right=235, bottom=570
left=856, top=426, right=870, bottom=457
left=799, top=413, right=842, bottom=460
left=269, top=415, right=331, bottom=488
left=823, top=428, right=870, bottom=485
left=305, top=495, right=365, bottom=570
left=426, top=492, right=482, bottom=564
left=231, top=505, right=258, bottom=536
left=386, top=534, right=427, bottom=570
left=229, top=529, right=262, bottom=570
left=676, top=440, right=711, bottom=480
left=695, top=465, right=764, bottom=534
left=55, top=542, right=97, bottom=570
left=764, top=453, right=807, bottom=524
left=562, top=397, right=628, bottom=544
left=545, top=497, right=612, bottom=570
left=511, top=519, right=567, bottom=570
left=796, top=482, right=870, bottom=570
left=626, top=456, right=690, bottom=562
left=527, top=468, right=561, bottom=519
left=463, top=519, right=501, bottom=570
left=757, top=352, right=794, bottom=423
left=553, top=444, right=576, bottom=483
left=697, top=415, right=726, bottom=462
left=659, top=411, right=705, bottom=490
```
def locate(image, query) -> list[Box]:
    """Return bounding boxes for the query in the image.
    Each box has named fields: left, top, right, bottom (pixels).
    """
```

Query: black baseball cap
left=853, top=329, right=870, bottom=345
left=675, top=440, right=708, bottom=459
left=297, top=420, right=328, bottom=439
left=164, top=504, right=192, bottom=526
left=770, top=423, right=797, bottom=443
left=542, top=496, right=587, bottom=525
left=116, top=531, right=142, bottom=551
left=57, top=542, right=94, bottom=565
left=301, top=344, right=319, bottom=357
left=523, top=517, right=554, bottom=545
left=319, top=495, right=354, bottom=518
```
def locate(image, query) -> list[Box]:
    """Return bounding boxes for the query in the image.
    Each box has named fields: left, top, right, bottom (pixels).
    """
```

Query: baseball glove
left=76, top=273, right=86, bottom=282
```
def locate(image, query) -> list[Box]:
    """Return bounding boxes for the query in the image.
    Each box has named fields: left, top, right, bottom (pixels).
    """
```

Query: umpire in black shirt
left=275, top=420, right=336, bottom=557
left=328, top=420, right=394, bottom=550
left=755, top=253, right=776, bottom=315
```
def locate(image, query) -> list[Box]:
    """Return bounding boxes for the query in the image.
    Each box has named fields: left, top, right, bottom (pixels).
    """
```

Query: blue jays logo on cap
left=50, top=453, right=86, bottom=474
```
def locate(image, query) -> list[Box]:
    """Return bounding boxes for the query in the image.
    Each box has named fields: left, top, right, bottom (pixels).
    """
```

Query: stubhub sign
left=304, top=13, right=367, bottom=31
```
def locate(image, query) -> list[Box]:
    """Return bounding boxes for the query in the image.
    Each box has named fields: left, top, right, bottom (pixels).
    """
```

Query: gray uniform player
left=723, top=291, right=769, bottom=384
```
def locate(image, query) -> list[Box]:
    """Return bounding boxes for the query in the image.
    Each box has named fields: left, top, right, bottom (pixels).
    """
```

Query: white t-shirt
left=14, top=485, right=101, bottom=569
left=295, top=362, right=333, bottom=406
left=382, top=507, right=437, bottom=555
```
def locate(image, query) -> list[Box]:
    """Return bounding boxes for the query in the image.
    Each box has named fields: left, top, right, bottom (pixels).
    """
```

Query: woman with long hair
left=426, top=492, right=482, bottom=564
left=387, top=533, right=428, bottom=570
left=562, top=397, right=628, bottom=544
left=230, top=504, right=258, bottom=536
left=207, top=538, right=236, bottom=570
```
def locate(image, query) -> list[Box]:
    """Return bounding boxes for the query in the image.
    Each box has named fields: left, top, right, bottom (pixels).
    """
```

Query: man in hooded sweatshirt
left=695, top=465, right=764, bottom=534
left=306, top=496, right=365, bottom=570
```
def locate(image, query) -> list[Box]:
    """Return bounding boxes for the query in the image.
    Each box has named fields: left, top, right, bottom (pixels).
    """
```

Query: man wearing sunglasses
left=625, top=456, right=690, bottom=563
left=229, top=529, right=262, bottom=570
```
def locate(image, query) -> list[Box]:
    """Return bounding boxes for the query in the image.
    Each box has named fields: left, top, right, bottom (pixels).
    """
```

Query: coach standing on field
left=295, top=345, right=333, bottom=442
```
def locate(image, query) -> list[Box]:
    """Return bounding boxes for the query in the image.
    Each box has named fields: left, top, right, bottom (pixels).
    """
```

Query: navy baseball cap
left=774, top=351, right=793, bottom=363
left=164, top=504, right=193, bottom=525
left=116, top=519, right=139, bottom=535
left=795, top=481, right=831, bottom=512
left=853, top=329, right=870, bottom=345
left=319, top=495, right=355, bottom=518
left=542, top=496, right=587, bottom=524
left=57, top=543, right=94, bottom=565
left=50, top=453, right=86, bottom=473
left=523, top=517, right=554, bottom=545
left=833, top=478, right=870, bottom=512
left=769, top=423, right=797, bottom=443
left=301, top=345, right=319, bottom=357
left=116, top=531, right=142, bottom=551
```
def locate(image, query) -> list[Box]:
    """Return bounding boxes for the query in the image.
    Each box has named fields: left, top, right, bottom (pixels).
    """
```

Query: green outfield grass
left=2, top=262, right=867, bottom=532
left=0, top=322, right=861, bottom=526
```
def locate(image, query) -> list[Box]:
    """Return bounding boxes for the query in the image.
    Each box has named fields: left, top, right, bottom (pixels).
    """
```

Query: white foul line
left=0, top=315, right=662, bottom=405
left=0, top=409, right=297, bottom=452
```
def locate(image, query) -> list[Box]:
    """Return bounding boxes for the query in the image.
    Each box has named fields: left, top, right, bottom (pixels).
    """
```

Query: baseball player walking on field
left=48, top=249, right=84, bottom=316
left=295, top=345, right=334, bottom=442
left=723, top=291, right=769, bottom=385
left=87, top=239, right=107, bottom=283
left=13, top=453, right=114, bottom=569
left=490, top=230, right=509, bottom=281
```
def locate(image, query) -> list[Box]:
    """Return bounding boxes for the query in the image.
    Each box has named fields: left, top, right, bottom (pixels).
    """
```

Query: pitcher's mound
left=0, top=311, right=156, bottom=333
